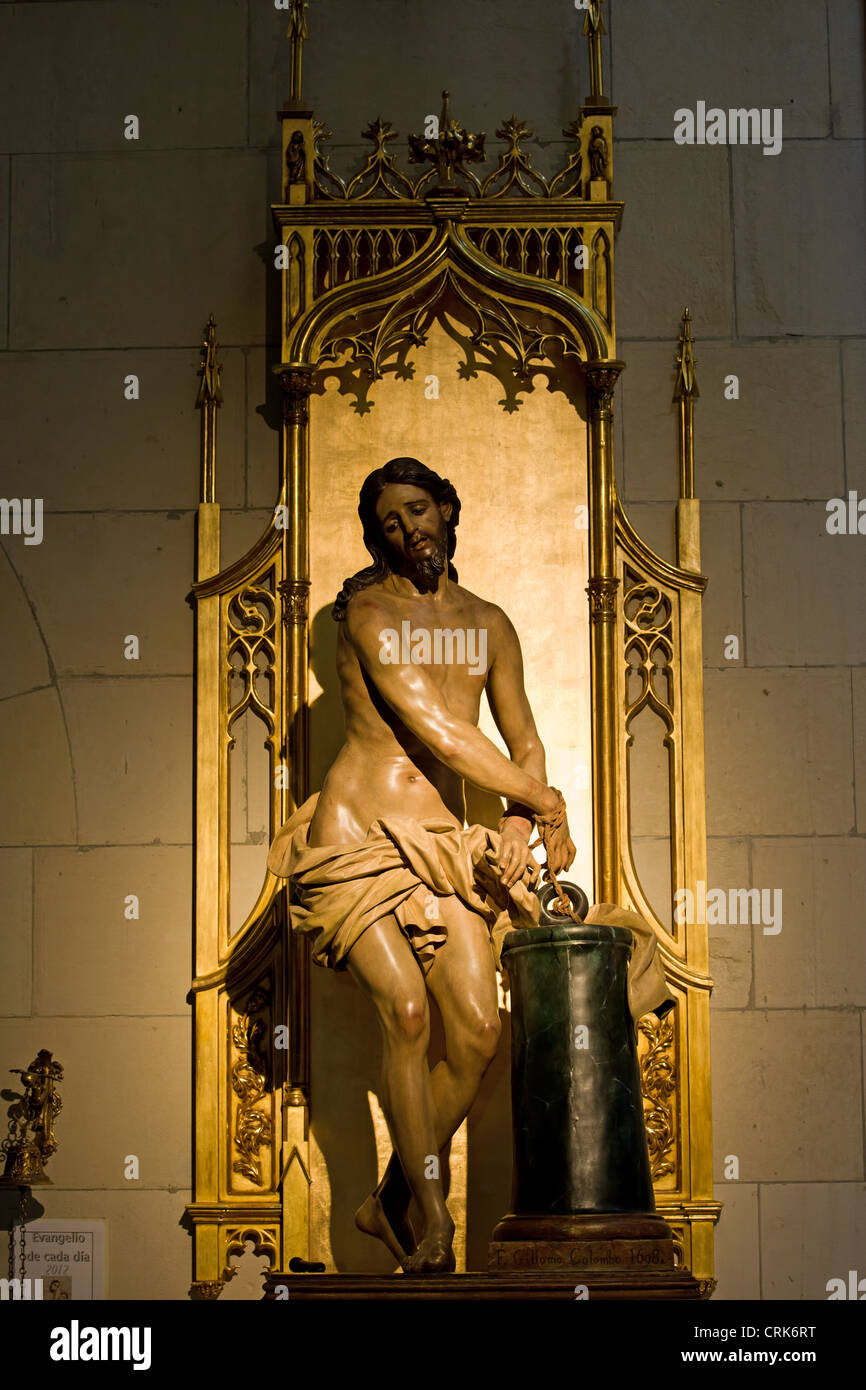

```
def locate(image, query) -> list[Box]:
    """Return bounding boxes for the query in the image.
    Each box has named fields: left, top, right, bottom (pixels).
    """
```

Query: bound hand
left=535, top=788, right=576, bottom=877
left=497, top=822, right=542, bottom=891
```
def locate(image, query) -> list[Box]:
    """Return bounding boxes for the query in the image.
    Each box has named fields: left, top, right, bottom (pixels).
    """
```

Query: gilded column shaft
left=585, top=361, right=624, bottom=904
left=677, top=401, right=695, bottom=501
left=277, top=366, right=313, bottom=1118
left=278, top=367, right=313, bottom=814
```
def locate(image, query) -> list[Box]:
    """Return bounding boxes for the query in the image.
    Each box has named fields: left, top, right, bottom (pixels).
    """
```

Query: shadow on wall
left=309, top=604, right=344, bottom=789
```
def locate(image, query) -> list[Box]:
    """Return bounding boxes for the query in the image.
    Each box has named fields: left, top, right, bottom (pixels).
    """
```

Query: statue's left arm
left=485, top=606, right=574, bottom=880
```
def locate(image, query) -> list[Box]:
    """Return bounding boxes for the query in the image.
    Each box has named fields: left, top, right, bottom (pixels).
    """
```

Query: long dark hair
left=332, top=458, right=461, bottom=621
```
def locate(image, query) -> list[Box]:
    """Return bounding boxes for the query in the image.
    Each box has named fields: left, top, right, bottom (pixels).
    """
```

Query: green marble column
left=492, top=918, right=674, bottom=1257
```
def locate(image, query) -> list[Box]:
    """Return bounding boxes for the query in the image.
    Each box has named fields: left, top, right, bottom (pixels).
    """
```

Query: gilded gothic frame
left=185, top=14, right=720, bottom=1298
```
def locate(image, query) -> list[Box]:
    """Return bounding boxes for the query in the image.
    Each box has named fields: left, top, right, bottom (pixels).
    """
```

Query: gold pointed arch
left=285, top=214, right=610, bottom=374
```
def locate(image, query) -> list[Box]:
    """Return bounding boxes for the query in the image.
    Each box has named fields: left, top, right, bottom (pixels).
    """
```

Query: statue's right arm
left=345, top=597, right=558, bottom=817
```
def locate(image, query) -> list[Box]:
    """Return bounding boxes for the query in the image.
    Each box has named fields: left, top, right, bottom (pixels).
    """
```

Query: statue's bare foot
left=401, top=1220, right=456, bottom=1274
left=354, top=1190, right=415, bottom=1267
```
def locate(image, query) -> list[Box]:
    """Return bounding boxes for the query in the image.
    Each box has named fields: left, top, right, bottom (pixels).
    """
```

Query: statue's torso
left=308, top=580, right=496, bottom=847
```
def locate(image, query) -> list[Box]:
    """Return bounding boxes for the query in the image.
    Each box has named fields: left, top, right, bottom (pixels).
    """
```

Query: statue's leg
left=345, top=911, right=456, bottom=1273
left=425, top=896, right=503, bottom=1122
left=375, top=897, right=502, bottom=1247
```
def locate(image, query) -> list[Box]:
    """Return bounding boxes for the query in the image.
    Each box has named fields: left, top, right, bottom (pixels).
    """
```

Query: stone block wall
left=611, top=0, right=866, bottom=1300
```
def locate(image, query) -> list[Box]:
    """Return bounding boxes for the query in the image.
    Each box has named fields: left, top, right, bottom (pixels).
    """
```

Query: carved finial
left=365, top=116, right=400, bottom=160
left=583, top=0, right=607, bottom=104
left=479, top=115, right=548, bottom=198
left=343, top=118, right=415, bottom=199
left=673, top=307, right=700, bottom=400
left=287, top=0, right=309, bottom=105
left=408, top=90, right=485, bottom=194
left=196, top=315, right=223, bottom=408
left=549, top=116, right=584, bottom=197
left=196, top=316, right=222, bottom=505
left=440, top=89, right=451, bottom=138
left=497, top=115, right=533, bottom=155
left=674, top=309, right=699, bottom=501
left=312, top=119, right=347, bottom=198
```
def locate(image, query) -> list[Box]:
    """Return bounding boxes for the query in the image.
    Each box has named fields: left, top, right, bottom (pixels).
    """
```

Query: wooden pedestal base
left=262, top=1267, right=706, bottom=1295
left=484, top=1210, right=702, bottom=1297
left=261, top=1268, right=706, bottom=1300
left=489, top=1237, right=673, bottom=1273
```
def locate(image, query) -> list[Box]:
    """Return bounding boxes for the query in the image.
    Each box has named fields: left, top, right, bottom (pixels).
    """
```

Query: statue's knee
left=385, top=994, right=429, bottom=1045
left=461, top=1013, right=502, bottom=1065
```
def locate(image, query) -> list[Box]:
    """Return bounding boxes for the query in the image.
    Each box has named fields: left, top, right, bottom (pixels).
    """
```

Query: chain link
left=5, top=1188, right=35, bottom=1282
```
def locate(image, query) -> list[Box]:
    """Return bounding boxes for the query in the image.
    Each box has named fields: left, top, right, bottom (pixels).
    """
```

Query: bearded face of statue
left=374, top=483, right=451, bottom=587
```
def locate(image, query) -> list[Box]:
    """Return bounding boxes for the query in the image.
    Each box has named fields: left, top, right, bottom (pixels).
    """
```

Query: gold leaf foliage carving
left=312, top=120, right=348, bottom=200
left=638, top=1013, right=677, bottom=1182
left=408, top=91, right=485, bottom=197
left=189, top=1280, right=225, bottom=1300
left=310, top=101, right=592, bottom=202
left=230, top=985, right=273, bottom=1187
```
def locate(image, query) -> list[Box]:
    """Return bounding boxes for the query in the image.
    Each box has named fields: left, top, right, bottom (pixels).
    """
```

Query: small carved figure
left=15, top=1051, right=63, bottom=1158
left=2, top=1049, right=63, bottom=1182
left=286, top=130, right=306, bottom=184
left=589, top=125, right=608, bottom=181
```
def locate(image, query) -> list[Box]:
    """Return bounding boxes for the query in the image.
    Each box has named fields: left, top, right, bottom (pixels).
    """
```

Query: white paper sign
left=13, top=1219, right=105, bottom=1300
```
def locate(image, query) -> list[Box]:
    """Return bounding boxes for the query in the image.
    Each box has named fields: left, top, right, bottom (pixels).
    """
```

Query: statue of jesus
left=268, top=456, right=576, bottom=1273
